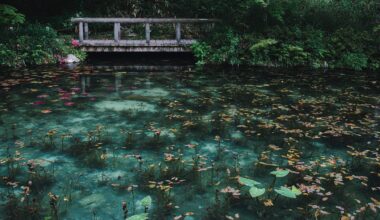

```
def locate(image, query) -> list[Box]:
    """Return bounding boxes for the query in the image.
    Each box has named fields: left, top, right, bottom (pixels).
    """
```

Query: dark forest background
left=1, top=0, right=379, bottom=70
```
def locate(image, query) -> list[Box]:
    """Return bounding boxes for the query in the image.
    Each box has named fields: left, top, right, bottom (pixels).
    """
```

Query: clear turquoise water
left=0, top=65, right=379, bottom=220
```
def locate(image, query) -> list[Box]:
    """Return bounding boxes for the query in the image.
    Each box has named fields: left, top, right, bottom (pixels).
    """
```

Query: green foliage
left=238, top=176, right=261, bottom=187
left=338, top=53, right=369, bottom=71
left=270, top=169, right=289, bottom=178
left=274, top=186, right=297, bottom=199
left=249, top=38, right=278, bottom=65
left=126, top=213, right=148, bottom=220
left=1, top=0, right=379, bottom=70
left=191, top=42, right=210, bottom=66
left=249, top=186, right=265, bottom=198
left=278, top=44, right=310, bottom=67
left=140, top=196, right=152, bottom=208
left=0, top=4, right=25, bottom=26
left=0, top=23, right=85, bottom=67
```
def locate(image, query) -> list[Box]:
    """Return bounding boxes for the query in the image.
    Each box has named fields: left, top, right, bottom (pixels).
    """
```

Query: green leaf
left=274, top=186, right=297, bottom=199
left=270, top=169, right=289, bottom=178
left=238, top=177, right=261, bottom=187
left=291, top=186, right=302, bottom=196
left=140, top=196, right=152, bottom=208
left=126, top=213, right=148, bottom=220
left=249, top=186, right=265, bottom=198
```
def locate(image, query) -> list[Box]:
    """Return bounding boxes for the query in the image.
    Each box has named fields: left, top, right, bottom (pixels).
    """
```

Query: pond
left=0, top=62, right=379, bottom=220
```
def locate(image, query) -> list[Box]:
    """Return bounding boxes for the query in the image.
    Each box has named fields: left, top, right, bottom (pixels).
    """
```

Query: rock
left=63, top=54, right=80, bottom=63
left=94, top=100, right=157, bottom=113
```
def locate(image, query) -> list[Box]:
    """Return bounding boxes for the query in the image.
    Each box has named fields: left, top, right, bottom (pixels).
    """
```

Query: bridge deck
left=80, top=40, right=195, bottom=52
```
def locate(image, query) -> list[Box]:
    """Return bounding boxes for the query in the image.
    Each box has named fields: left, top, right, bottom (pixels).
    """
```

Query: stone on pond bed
left=94, top=100, right=157, bottom=112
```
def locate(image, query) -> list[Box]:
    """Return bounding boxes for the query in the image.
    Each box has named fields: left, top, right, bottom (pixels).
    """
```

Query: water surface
left=0, top=64, right=379, bottom=220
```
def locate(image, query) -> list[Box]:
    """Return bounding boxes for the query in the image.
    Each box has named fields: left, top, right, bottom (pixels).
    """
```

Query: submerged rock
left=61, top=54, right=80, bottom=63
left=123, top=87, right=170, bottom=97
left=79, top=193, right=106, bottom=208
left=94, top=100, right=157, bottom=112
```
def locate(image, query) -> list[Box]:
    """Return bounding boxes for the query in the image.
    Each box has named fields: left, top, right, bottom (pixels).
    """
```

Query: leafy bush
left=249, top=38, right=278, bottom=65
left=0, top=24, right=86, bottom=67
left=337, top=53, right=369, bottom=71
left=0, top=4, right=25, bottom=26
left=278, top=44, right=310, bottom=66
left=191, top=42, right=211, bottom=66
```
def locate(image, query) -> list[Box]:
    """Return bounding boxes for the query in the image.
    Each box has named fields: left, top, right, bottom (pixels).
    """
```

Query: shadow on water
left=85, top=52, right=196, bottom=66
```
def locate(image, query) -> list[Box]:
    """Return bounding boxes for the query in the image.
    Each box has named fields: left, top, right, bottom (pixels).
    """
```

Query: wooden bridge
left=71, top=18, right=217, bottom=52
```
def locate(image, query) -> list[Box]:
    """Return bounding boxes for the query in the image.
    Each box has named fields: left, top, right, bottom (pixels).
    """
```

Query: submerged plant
left=122, top=201, right=129, bottom=219
left=48, top=192, right=59, bottom=219
left=126, top=213, right=148, bottom=220
left=140, top=196, right=152, bottom=213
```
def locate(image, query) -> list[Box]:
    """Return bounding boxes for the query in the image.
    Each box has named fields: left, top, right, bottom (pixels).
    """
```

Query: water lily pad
left=270, top=169, right=289, bottom=178
left=291, top=186, right=302, bottom=196
left=274, top=186, right=297, bottom=198
left=249, top=186, right=265, bottom=198
left=126, top=213, right=148, bottom=220
left=238, top=177, right=261, bottom=187
left=141, top=196, right=152, bottom=208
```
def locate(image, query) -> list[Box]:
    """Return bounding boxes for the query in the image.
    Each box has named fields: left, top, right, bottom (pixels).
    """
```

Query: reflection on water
left=0, top=64, right=379, bottom=220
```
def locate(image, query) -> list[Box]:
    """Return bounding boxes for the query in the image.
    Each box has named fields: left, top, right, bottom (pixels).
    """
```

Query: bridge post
left=114, top=22, right=121, bottom=42
left=84, top=23, right=89, bottom=40
left=145, top=23, right=151, bottom=44
left=176, top=23, right=181, bottom=43
left=79, top=22, right=84, bottom=42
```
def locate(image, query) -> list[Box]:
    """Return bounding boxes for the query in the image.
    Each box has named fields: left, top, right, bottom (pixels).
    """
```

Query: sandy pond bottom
left=0, top=66, right=379, bottom=220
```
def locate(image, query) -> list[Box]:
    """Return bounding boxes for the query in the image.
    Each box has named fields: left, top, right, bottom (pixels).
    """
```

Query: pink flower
left=155, top=130, right=161, bottom=136
left=71, top=87, right=81, bottom=92
left=37, top=94, right=49, bottom=98
left=64, top=102, right=75, bottom=106
left=71, top=39, right=80, bottom=47
left=33, top=101, right=45, bottom=105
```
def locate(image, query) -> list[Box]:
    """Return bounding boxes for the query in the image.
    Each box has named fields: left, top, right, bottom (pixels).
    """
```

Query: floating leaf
left=270, top=169, right=289, bottom=178
left=291, top=186, right=302, bottom=196
left=263, top=199, right=274, bottom=206
left=41, top=109, right=52, bottom=114
left=275, top=186, right=297, bottom=198
left=126, top=213, right=148, bottom=220
left=64, top=102, right=75, bottom=106
left=238, top=177, right=261, bottom=187
left=140, top=196, right=152, bottom=208
left=249, top=186, right=265, bottom=198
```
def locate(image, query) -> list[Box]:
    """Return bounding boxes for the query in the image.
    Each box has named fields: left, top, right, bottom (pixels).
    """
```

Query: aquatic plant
left=126, top=213, right=148, bottom=220
left=48, top=192, right=59, bottom=219
left=140, top=195, right=152, bottom=213
left=274, top=186, right=301, bottom=199
left=122, top=201, right=129, bottom=219
left=43, top=129, right=57, bottom=150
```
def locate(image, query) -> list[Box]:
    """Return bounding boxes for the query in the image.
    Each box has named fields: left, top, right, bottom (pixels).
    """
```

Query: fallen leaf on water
left=41, top=109, right=52, bottom=114
left=263, top=199, right=274, bottom=206
left=64, top=102, right=75, bottom=106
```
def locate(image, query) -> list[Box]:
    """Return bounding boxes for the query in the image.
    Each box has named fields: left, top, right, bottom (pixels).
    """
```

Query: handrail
left=71, top=17, right=218, bottom=47
left=71, top=18, right=219, bottom=23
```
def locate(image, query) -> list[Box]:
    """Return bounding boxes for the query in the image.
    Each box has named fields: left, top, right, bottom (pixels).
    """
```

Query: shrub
left=337, top=53, right=369, bottom=71
left=0, top=4, right=25, bottom=26
left=249, top=38, right=278, bottom=65
left=0, top=23, right=86, bottom=67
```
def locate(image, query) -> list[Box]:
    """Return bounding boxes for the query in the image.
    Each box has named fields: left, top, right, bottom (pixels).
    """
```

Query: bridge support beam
left=79, top=22, right=84, bottom=42
left=145, top=23, right=151, bottom=44
left=176, top=23, right=181, bottom=43
left=84, top=23, right=89, bottom=40
left=114, top=22, right=121, bottom=42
